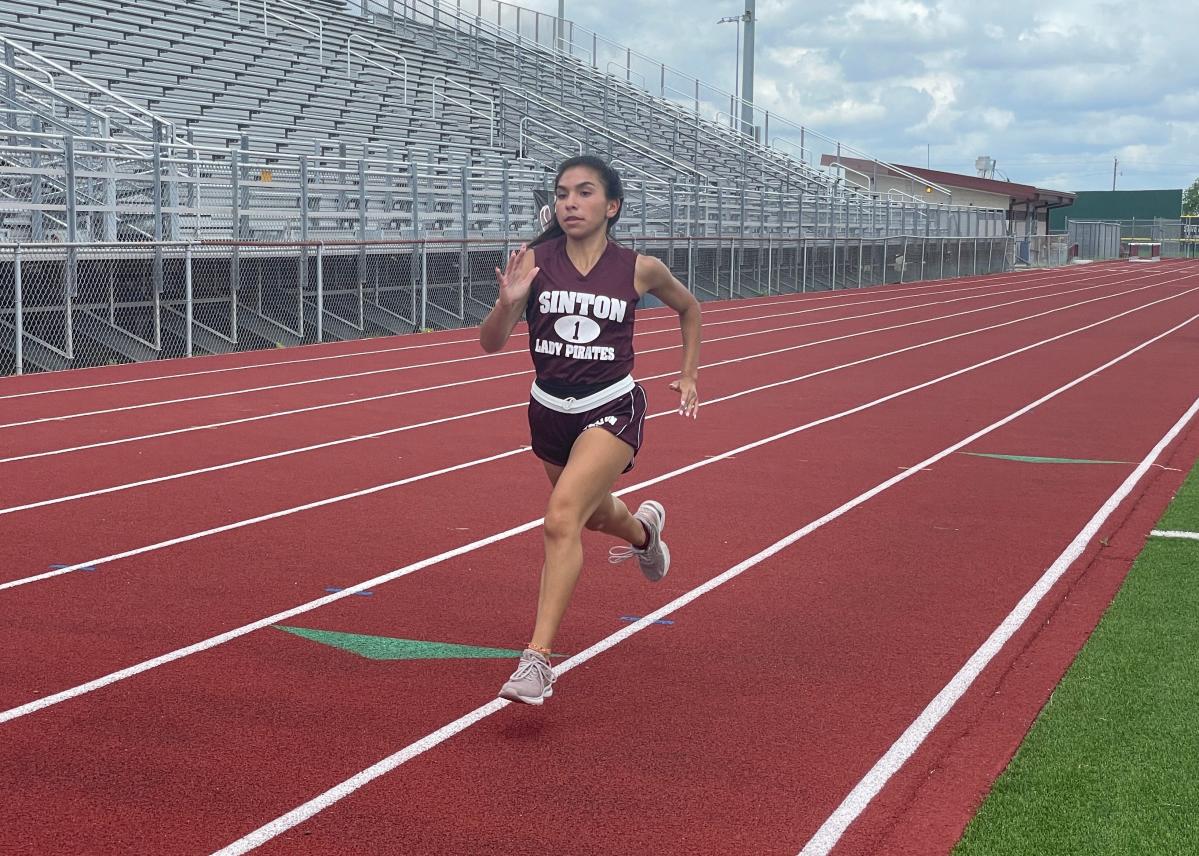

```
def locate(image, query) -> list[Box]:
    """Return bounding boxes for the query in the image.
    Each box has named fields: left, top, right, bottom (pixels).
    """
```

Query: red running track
left=1, top=261, right=1198, bottom=855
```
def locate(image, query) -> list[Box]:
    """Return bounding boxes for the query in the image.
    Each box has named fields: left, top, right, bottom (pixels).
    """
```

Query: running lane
left=0, top=264, right=1136, bottom=427
left=0, top=266, right=1177, bottom=513
left=0, top=269, right=1197, bottom=853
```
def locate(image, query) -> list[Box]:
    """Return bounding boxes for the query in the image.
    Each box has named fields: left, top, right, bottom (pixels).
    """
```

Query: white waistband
left=530, top=374, right=635, bottom=413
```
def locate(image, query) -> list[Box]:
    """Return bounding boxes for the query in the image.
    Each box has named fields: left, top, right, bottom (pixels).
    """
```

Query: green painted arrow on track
left=962, top=453, right=1134, bottom=466
left=275, top=625, right=542, bottom=661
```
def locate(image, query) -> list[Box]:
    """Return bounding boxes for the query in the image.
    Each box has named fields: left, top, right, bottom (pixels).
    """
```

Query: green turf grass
left=954, top=461, right=1199, bottom=856
left=1157, top=463, right=1199, bottom=532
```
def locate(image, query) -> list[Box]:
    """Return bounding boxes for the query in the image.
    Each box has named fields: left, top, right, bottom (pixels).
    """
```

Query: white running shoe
left=498, top=649, right=555, bottom=705
left=609, top=500, right=670, bottom=582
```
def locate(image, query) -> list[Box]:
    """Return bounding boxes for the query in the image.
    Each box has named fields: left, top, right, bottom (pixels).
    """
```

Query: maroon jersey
left=526, top=235, right=639, bottom=389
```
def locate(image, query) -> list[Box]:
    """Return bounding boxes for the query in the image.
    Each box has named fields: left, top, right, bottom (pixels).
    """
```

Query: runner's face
left=555, top=167, right=619, bottom=238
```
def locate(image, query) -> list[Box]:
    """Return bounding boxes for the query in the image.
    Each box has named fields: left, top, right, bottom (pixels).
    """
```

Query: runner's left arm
left=638, top=256, right=701, bottom=419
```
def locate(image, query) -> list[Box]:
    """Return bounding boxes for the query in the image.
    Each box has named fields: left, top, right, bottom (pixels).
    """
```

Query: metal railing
left=1, top=34, right=178, bottom=144
left=432, top=75, right=495, bottom=146
left=0, top=125, right=1010, bottom=244
left=347, top=34, right=410, bottom=106
left=519, top=116, right=582, bottom=160
left=237, top=0, right=326, bottom=64
left=262, top=0, right=326, bottom=65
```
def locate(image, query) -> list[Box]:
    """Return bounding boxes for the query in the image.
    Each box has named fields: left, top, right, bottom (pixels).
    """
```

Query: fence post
left=299, top=155, right=310, bottom=301
left=460, top=164, right=469, bottom=316
left=501, top=159, right=511, bottom=258
left=420, top=239, right=428, bottom=331
left=185, top=243, right=194, bottom=358
left=152, top=135, right=165, bottom=346
left=316, top=242, right=324, bottom=343
left=668, top=178, right=676, bottom=281
left=715, top=182, right=723, bottom=297
left=13, top=246, right=22, bottom=375
left=63, top=134, right=77, bottom=359
left=766, top=236, right=773, bottom=294
left=410, top=163, right=420, bottom=318
left=798, top=190, right=805, bottom=293
left=857, top=237, right=863, bottom=288
left=358, top=157, right=368, bottom=303
left=737, top=184, right=746, bottom=297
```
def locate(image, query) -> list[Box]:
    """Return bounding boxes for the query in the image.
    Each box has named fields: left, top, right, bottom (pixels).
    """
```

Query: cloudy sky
left=516, top=0, right=1199, bottom=193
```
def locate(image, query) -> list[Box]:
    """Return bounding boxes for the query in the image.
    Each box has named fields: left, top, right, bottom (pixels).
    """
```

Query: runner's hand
left=495, top=244, right=539, bottom=308
left=669, top=377, right=699, bottom=419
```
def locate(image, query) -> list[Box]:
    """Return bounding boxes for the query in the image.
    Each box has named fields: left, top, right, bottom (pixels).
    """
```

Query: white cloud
left=524, top=0, right=1199, bottom=191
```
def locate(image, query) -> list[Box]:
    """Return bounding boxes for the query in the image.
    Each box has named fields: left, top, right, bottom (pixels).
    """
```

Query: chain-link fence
left=0, top=233, right=1013, bottom=375
left=1016, top=234, right=1071, bottom=267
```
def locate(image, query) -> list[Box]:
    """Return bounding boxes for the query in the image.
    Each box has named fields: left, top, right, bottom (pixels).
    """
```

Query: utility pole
left=740, top=1, right=756, bottom=137
left=718, top=2, right=756, bottom=136
left=1112, top=157, right=1118, bottom=191
left=733, top=2, right=752, bottom=136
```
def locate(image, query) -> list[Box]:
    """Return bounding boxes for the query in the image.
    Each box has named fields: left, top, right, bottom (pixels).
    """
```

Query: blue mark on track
left=325, top=586, right=373, bottom=597
left=620, top=615, right=674, bottom=626
left=50, top=563, right=97, bottom=573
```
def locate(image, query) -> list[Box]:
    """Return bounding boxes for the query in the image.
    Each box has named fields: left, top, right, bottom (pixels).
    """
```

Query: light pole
left=557, top=0, right=564, bottom=53
left=717, top=14, right=742, bottom=132
left=740, top=1, right=755, bottom=136
left=718, top=3, right=756, bottom=136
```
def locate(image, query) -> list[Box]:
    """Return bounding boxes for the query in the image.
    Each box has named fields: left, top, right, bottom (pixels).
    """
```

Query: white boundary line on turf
left=1, top=273, right=1187, bottom=512
left=797, top=393, right=1199, bottom=856
left=1149, top=529, right=1199, bottom=541
left=4, top=297, right=1199, bottom=722
left=0, top=266, right=1087, bottom=401
left=209, top=319, right=1199, bottom=856
left=0, top=265, right=1170, bottom=435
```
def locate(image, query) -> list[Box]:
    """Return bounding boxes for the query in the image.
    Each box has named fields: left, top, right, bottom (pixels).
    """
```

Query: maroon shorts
left=528, top=383, right=648, bottom=472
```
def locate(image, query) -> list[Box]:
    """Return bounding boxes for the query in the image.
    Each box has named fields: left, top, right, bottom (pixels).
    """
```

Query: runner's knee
left=543, top=499, right=585, bottom=543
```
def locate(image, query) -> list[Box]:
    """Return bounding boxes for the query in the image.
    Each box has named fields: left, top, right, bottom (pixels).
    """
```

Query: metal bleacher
left=0, top=0, right=1012, bottom=374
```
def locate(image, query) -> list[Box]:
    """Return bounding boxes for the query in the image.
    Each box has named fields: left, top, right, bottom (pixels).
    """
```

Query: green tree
left=1185, top=177, right=1199, bottom=215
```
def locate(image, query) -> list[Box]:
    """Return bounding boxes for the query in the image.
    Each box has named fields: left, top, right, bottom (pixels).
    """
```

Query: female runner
left=479, top=155, right=701, bottom=705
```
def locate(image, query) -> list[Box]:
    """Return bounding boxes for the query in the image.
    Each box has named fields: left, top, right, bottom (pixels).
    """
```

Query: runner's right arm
left=480, top=244, right=539, bottom=353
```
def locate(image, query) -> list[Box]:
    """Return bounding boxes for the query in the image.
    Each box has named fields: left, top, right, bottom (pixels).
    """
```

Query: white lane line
left=1, top=277, right=1172, bottom=512
left=211, top=321, right=1199, bottom=856
left=0, top=265, right=1149, bottom=427
left=1150, top=529, right=1199, bottom=540
left=798, top=393, right=1199, bottom=856
left=4, top=301, right=1198, bottom=725
left=0, top=287, right=959, bottom=404
left=1, top=266, right=1175, bottom=453
left=5, top=283, right=1197, bottom=581
left=0, top=265, right=1087, bottom=401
